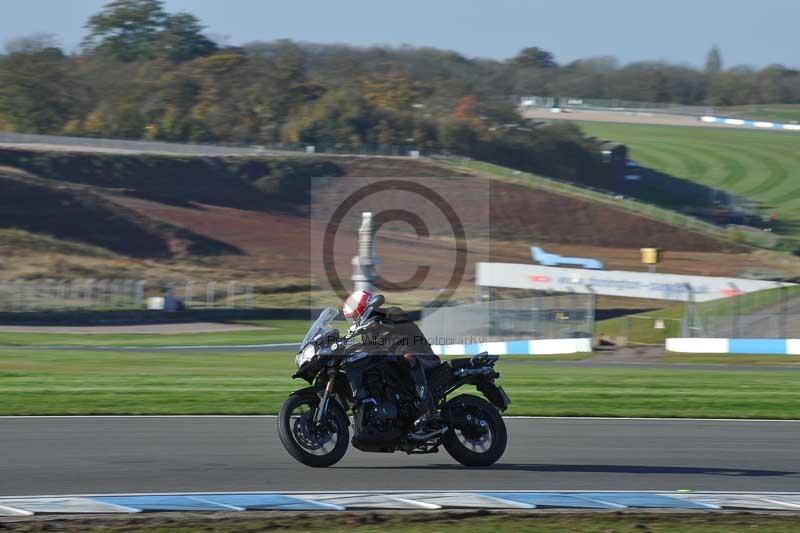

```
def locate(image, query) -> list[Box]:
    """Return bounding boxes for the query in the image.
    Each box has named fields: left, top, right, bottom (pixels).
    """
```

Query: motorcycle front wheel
left=277, top=393, right=349, bottom=468
left=443, top=394, right=507, bottom=467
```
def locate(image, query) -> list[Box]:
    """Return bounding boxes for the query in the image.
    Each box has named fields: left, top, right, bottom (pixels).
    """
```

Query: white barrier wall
left=667, top=338, right=800, bottom=355
left=700, top=116, right=800, bottom=132
left=432, top=338, right=592, bottom=356
left=665, top=338, right=729, bottom=353
left=476, top=263, right=793, bottom=302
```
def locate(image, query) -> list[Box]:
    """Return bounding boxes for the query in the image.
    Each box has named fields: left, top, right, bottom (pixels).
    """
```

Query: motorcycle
left=277, top=294, right=510, bottom=467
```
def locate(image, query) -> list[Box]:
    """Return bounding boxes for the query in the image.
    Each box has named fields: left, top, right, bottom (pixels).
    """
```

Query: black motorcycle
left=278, top=295, right=510, bottom=467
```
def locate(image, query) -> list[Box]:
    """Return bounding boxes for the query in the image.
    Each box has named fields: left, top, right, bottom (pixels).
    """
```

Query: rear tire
left=278, top=393, right=349, bottom=468
left=443, top=394, right=507, bottom=467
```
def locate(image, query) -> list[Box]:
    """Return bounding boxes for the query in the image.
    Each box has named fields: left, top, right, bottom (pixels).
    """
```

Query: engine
left=351, top=369, right=404, bottom=451
left=362, top=369, right=399, bottom=430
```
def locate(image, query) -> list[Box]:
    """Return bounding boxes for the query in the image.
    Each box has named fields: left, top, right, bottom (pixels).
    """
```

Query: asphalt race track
left=1, top=417, right=798, bottom=496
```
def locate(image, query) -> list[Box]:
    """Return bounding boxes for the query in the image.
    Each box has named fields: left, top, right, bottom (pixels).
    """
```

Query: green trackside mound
left=578, top=122, right=800, bottom=239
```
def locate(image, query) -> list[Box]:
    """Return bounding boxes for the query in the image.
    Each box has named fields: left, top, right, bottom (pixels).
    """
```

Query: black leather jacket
left=362, top=306, right=434, bottom=357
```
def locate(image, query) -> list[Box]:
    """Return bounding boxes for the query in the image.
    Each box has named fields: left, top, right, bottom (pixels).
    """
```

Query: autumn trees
left=82, top=0, right=216, bottom=62
left=0, top=1, right=799, bottom=185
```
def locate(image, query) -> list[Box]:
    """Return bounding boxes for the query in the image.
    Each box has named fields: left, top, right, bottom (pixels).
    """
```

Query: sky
left=1, top=0, right=797, bottom=69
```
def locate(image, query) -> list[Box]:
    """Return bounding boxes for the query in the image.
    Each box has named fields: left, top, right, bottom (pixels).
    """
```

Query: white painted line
left=386, top=495, right=441, bottom=510
left=398, top=492, right=534, bottom=509
left=0, top=504, right=33, bottom=516
left=762, top=498, right=800, bottom=509
left=188, top=496, right=245, bottom=511
left=576, top=496, right=627, bottom=509
left=3, top=491, right=800, bottom=501
left=655, top=493, right=720, bottom=509
left=0, top=497, right=141, bottom=514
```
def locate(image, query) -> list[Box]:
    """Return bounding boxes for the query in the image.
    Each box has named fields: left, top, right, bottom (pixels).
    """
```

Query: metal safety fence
left=420, top=294, right=594, bottom=345
left=0, top=279, right=256, bottom=312
left=0, top=131, right=462, bottom=160
left=518, top=95, right=713, bottom=116
left=616, top=315, right=682, bottom=345
left=681, top=285, right=800, bottom=338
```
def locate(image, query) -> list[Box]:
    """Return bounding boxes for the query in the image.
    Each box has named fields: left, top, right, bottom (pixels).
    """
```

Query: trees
left=0, top=46, right=82, bottom=133
left=2, top=0, right=800, bottom=181
left=511, top=47, right=558, bottom=69
left=4, top=33, right=61, bottom=54
left=83, top=0, right=167, bottom=61
left=158, top=12, right=217, bottom=63
left=82, top=0, right=216, bottom=62
left=281, top=89, right=373, bottom=147
left=705, top=46, right=723, bottom=75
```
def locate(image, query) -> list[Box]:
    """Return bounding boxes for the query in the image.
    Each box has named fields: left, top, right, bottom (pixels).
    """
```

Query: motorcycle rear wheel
left=278, top=393, right=349, bottom=468
left=442, top=394, right=507, bottom=467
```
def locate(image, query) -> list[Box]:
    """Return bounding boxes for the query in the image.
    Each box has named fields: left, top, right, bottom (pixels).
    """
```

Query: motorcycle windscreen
left=300, top=306, right=339, bottom=350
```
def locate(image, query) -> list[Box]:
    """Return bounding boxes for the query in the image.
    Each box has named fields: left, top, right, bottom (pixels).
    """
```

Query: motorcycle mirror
left=368, top=294, right=385, bottom=309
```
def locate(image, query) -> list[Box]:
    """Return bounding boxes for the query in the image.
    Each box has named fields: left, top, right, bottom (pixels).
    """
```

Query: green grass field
left=578, top=122, right=800, bottom=238
left=0, top=320, right=310, bottom=347
left=2, top=348, right=798, bottom=418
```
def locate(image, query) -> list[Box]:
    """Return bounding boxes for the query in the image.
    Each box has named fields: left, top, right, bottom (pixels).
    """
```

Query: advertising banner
left=475, top=263, right=792, bottom=302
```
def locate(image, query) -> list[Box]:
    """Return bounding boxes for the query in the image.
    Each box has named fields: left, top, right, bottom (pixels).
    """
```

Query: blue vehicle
left=531, top=246, right=604, bottom=270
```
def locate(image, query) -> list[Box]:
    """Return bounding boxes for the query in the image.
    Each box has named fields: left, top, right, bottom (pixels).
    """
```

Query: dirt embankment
left=0, top=147, right=762, bottom=283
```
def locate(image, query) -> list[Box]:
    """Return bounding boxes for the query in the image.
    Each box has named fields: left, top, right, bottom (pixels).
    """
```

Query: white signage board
left=475, top=263, right=793, bottom=302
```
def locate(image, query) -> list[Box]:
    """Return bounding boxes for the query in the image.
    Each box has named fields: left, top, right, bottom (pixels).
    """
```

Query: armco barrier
left=700, top=116, right=800, bottom=132
left=3, top=491, right=800, bottom=515
left=666, top=337, right=800, bottom=354
left=432, top=338, right=592, bottom=356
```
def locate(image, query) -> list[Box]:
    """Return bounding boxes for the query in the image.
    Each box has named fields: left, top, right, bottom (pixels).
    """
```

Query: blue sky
left=2, top=0, right=797, bottom=68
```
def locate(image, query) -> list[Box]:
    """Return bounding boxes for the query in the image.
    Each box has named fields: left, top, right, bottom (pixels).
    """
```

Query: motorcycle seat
left=448, top=351, right=492, bottom=370
left=417, top=354, right=442, bottom=370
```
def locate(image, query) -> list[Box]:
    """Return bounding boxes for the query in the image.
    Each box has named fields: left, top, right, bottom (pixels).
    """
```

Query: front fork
left=313, top=371, right=336, bottom=424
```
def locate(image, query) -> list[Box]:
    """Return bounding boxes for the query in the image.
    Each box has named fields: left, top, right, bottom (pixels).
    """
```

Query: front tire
left=443, top=394, right=507, bottom=467
left=278, top=393, right=349, bottom=468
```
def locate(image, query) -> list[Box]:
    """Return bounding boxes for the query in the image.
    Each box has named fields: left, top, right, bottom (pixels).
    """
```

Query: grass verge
left=6, top=511, right=800, bottom=532
left=2, top=348, right=798, bottom=418
left=0, top=320, right=309, bottom=347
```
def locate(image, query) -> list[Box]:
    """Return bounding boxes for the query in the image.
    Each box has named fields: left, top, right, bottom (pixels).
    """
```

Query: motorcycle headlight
left=295, top=343, right=316, bottom=369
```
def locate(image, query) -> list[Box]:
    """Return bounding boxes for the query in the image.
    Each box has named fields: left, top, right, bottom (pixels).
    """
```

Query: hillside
left=1, top=147, right=795, bottom=302
left=576, top=122, right=800, bottom=240
left=0, top=166, right=238, bottom=258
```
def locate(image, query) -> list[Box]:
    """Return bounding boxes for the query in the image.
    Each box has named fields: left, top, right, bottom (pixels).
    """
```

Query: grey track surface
left=1, top=417, right=798, bottom=496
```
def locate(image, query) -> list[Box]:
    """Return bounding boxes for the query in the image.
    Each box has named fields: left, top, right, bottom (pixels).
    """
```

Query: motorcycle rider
left=343, top=290, right=443, bottom=438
